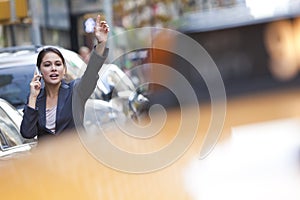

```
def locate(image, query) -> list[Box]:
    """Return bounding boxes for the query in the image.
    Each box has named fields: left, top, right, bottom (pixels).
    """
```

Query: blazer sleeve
left=20, top=105, right=39, bottom=139
left=76, top=47, right=109, bottom=101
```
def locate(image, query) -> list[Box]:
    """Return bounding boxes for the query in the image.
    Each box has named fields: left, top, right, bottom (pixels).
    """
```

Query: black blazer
left=20, top=48, right=108, bottom=138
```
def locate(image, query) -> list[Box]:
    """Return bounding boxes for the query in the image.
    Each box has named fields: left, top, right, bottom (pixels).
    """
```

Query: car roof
left=0, top=45, right=85, bottom=69
left=0, top=48, right=37, bottom=68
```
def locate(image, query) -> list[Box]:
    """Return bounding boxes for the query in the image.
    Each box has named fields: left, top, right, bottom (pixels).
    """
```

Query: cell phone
left=35, top=66, right=41, bottom=81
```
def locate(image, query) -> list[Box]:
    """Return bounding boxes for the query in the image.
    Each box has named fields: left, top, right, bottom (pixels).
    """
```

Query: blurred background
left=1, top=0, right=300, bottom=103
left=2, top=1, right=300, bottom=199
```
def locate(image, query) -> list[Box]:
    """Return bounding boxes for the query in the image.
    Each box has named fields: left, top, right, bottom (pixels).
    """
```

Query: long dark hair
left=36, top=47, right=66, bottom=69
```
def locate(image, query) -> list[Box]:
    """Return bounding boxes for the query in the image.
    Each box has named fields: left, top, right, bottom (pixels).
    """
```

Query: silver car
left=0, top=98, right=36, bottom=159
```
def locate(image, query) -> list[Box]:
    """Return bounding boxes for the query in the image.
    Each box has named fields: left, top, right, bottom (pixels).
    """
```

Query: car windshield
left=0, top=64, right=35, bottom=110
left=0, top=107, right=23, bottom=150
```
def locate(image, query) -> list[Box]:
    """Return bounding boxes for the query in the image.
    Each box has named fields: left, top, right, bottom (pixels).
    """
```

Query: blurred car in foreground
left=0, top=98, right=36, bottom=159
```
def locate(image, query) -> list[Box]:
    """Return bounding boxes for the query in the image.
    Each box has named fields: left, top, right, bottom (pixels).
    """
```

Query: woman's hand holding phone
left=30, top=67, right=42, bottom=98
left=27, top=67, right=42, bottom=109
left=35, top=66, right=42, bottom=80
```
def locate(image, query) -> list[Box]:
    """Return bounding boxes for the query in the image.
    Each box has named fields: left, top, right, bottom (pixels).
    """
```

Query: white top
left=46, top=105, right=57, bottom=133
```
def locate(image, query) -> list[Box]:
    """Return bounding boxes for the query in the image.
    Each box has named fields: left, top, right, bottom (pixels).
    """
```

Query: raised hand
left=94, top=15, right=109, bottom=44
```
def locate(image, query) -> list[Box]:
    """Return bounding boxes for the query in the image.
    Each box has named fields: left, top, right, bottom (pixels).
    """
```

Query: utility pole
left=103, top=0, right=114, bottom=61
left=29, top=0, right=41, bottom=45
left=9, top=0, right=16, bottom=46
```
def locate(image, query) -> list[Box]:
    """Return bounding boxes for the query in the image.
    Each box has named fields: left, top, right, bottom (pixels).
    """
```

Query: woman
left=21, top=15, right=109, bottom=138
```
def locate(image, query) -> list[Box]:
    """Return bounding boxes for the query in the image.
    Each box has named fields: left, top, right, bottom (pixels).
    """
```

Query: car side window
left=0, top=65, right=35, bottom=110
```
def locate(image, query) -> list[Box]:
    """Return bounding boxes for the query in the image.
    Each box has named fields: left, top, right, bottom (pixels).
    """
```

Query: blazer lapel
left=55, top=81, right=70, bottom=130
left=37, top=89, right=46, bottom=128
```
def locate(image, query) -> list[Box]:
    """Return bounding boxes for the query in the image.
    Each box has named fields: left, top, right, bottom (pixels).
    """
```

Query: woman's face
left=40, top=52, right=66, bottom=85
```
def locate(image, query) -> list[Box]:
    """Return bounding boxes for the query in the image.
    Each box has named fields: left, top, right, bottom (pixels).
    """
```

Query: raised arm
left=76, top=15, right=110, bottom=100
left=20, top=68, right=43, bottom=138
left=94, top=14, right=109, bottom=56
